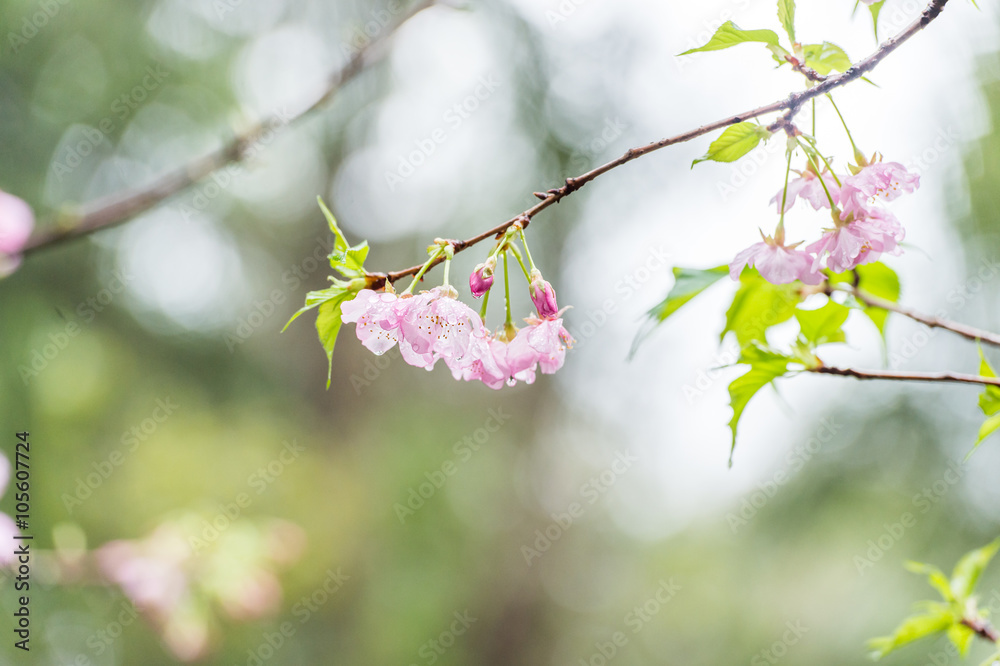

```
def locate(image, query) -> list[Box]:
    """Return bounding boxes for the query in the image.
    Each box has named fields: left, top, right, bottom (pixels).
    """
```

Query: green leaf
left=950, top=538, right=1000, bottom=601
left=976, top=350, right=1000, bottom=449
left=802, top=42, right=852, bottom=75
left=723, top=269, right=802, bottom=348
left=979, top=652, right=1000, bottom=666
left=679, top=21, right=781, bottom=56
left=777, top=0, right=795, bottom=43
left=867, top=1, right=885, bottom=41
left=829, top=262, right=900, bottom=336
left=905, top=561, right=956, bottom=604
left=947, top=622, right=975, bottom=657
left=316, top=293, right=353, bottom=389
left=867, top=604, right=954, bottom=659
left=795, top=300, right=850, bottom=348
left=693, top=123, right=772, bottom=167
left=282, top=286, right=349, bottom=332
left=727, top=346, right=793, bottom=464
left=317, top=196, right=369, bottom=278
left=630, top=266, right=729, bottom=358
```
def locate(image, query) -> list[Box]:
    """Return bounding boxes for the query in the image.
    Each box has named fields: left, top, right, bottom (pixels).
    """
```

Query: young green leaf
left=727, top=345, right=793, bottom=464
left=282, top=286, right=350, bottom=332
left=679, top=21, right=782, bottom=56
left=976, top=350, right=1000, bottom=449
left=723, top=269, right=802, bottom=348
left=867, top=0, right=885, bottom=41
left=692, top=123, right=772, bottom=167
left=904, top=561, right=956, bottom=604
left=777, top=0, right=796, bottom=44
left=867, top=603, right=954, bottom=660
left=802, top=42, right=852, bottom=75
left=316, top=292, right=354, bottom=389
left=795, top=300, right=850, bottom=348
left=630, top=266, right=729, bottom=358
left=947, top=623, right=976, bottom=657
left=317, top=196, right=370, bottom=278
left=950, top=537, right=1000, bottom=601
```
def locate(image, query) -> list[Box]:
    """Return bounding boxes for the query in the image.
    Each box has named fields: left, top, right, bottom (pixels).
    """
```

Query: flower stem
left=402, top=246, right=445, bottom=295
left=826, top=93, right=862, bottom=162
left=442, top=257, right=452, bottom=287
left=518, top=229, right=538, bottom=272
left=503, top=250, right=513, bottom=328
left=797, top=139, right=838, bottom=210
left=479, top=284, right=490, bottom=319
left=508, top=243, right=532, bottom=281
left=776, top=148, right=793, bottom=241
left=801, top=134, right=842, bottom=187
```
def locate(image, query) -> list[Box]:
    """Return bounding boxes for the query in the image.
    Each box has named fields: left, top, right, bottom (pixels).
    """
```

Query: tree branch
left=369, top=0, right=952, bottom=287
left=834, top=283, right=1000, bottom=348
left=810, top=365, right=1000, bottom=388
left=962, top=616, right=1000, bottom=644
left=23, top=0, right=439, bottom=255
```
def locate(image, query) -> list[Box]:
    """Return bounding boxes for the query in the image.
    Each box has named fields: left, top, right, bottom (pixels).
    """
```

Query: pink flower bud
left=528, top=269, right=559, bottom=319
left=469, top=261, right=494, bottom=298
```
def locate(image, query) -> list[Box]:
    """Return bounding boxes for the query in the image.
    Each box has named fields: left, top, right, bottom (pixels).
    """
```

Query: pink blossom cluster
left=341, top=282, right=574, bottom=389
left=0, top=190, right=34, bottom=277
left=730, top=161, right=919, bottom=285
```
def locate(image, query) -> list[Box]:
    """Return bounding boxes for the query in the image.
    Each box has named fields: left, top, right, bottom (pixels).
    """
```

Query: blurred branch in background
left=22, top=0, right=440, bottom=256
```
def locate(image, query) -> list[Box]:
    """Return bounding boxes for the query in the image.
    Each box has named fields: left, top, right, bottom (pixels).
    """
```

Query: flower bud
left=528, top=269, right=559, bottom=319
left=469, top=258, right=495, bottom=298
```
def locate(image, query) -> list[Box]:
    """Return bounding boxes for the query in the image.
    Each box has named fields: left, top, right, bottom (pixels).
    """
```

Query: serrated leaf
left=950, top=538, right=1000, bottom=601
left=693, top=123, right=772, bottom=166
left=947, top=622, right=975, bottom=656
left=868, top=1, right=885, bottom=41
left=723, top=269, right=802, bottom=348
left=803, top=42, right=852, bottom=75
left=630, top=266, right=729, bottom=358
left=795, top=300, right=850, bottom=348
left=317, top=293, right=352, bottom=389
left=867, top=604, right=954, bottom=659
left=728, top=346, right=793, bottom=464
left=318, top=196, right=369, bottom=278
left=282, top=286, right=350, bottom=332
left=777, top=0, right=795, bottom=43
left=679, top=21, right=781, bottom=56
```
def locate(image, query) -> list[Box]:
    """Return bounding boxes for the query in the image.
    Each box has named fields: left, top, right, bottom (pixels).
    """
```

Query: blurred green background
left=2, top=0, right=1000, bottom=664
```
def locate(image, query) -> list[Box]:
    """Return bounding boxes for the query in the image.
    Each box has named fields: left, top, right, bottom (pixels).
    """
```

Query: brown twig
left=23, top=0, right=439, bottom=255
left=833, top=283, right=1000, bottom=348
left=370, top=0, right=952, bottom=286
left=962, top=616, right=1000, bottom=643
left=810, top=365, right=1000, bottom=388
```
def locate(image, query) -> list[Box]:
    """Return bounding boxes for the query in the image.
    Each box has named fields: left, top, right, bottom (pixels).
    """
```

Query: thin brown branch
left=372, top=0, right=952, bottom=286
left=834, top=283, right=1000, bottom=348
left=23, top=0, right=439, bottom=255
left=962, top=616, right=1000, bottom=643
left=810, top=365, right=1000, bottom=388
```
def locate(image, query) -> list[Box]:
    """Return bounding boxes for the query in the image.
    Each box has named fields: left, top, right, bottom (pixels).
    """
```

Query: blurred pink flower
left=0, top=190, right=34, bottom=277
left=771, top=170, right=841, bottom=212
left=729, top=237, right=823, bottom=285
left=807, top=208, right=904, bottom=273
left=0, top=454, right=19, bottom=566
left=839, top=161, right=919, bottom=219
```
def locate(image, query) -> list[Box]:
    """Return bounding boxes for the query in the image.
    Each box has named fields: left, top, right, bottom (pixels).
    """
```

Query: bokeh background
left=3, top=0, right=1000, bottom=664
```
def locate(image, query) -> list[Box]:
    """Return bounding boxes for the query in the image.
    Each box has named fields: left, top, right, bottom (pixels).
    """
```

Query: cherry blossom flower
left=340, top=289, right=401, bottom=355
left=528, top=269, right=560, bottom=319
left=397, top=286, right=483, bottom=373
left=807, top=208, right=904, bottom=273
left=729, top=235, right=823, bottom=285
left=0, top=190, right=34, bottom=277
left=771, top=170, right=841, bottom=212
left=462, top=333, right=512, bottom=390
left=838, top=161, right=920, bottom=220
